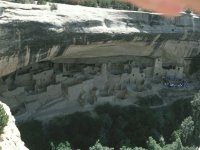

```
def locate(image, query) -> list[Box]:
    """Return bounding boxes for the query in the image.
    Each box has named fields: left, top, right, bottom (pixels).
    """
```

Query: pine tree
left=191, top=92, right=200, bottom=144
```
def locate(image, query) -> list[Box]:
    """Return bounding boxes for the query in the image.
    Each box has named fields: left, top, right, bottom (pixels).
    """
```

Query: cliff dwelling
left=1, top=1, right=200, bottom=150
left=0, top=51, right=196, bottom=121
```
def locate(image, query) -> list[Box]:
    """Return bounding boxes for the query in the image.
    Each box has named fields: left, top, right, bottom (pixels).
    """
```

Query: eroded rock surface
left=0, top=1, right=200, bottom=76
left=0, top=101, right=28, bottom=150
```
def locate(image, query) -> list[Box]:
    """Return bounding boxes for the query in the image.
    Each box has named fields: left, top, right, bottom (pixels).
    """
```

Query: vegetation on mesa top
left=13, top=0, right=193, bottom=13
left=0, top=104, right=9, bottom=133
left=15, top=0, right=138, bottom=10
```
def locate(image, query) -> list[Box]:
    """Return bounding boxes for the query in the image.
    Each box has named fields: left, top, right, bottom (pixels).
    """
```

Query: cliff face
left=0, top=1, right=200, bottom=122
left=0, top=1, right=200, bottom=76
left=0, top=101, right=28, bottom=150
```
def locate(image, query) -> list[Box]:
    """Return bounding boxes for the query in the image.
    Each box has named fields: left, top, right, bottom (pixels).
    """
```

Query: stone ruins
left=0, top=55, right=193, bottom=121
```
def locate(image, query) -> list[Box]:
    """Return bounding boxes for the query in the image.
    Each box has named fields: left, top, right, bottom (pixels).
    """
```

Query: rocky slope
left=0, top=101, right=28, bottom=150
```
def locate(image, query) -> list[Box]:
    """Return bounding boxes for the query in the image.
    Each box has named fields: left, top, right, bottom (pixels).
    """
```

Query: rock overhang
left=0, top=1, right=200, bottom=77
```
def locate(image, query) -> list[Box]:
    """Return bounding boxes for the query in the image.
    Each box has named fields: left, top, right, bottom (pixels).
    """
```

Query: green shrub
left=185, top=9, right=192, bottom=14
left=37, top=0, right=47, bottom=5
left=51, top=141, right=72, bottom=150
left=50, top=3, right=58, bottom=11
left=0, top=104, right=9, bottom=133
left=15, top=0, right=34, bottom=4
left=45, top=0, right=134, bottom=10
left=146, top=137, right=162, bottom=150
left=89, top=140, right=114, bottom=150
left=81, top=0, right=98, bottom=7
left=120, top=146, right=146, bottom=150
left=191, top=92, right=200, bottom=144
left=97, top=0, right=112, bottom=8
left=49, top=0, right=80, bottom=5
left=180, top=116, right=194, bottom=144
left=111, top=0, right=133, bottom=10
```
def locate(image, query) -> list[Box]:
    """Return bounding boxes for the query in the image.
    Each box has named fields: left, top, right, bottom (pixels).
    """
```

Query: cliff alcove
left=0, top=1, right=200, bottom=150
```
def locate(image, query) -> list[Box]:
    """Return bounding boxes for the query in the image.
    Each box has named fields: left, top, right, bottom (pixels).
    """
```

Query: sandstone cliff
left=0, top=1, right=200, bottom=122
left=0, top=0, right=200, bottom=76
left=0, top=101, right=28, bottom=150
